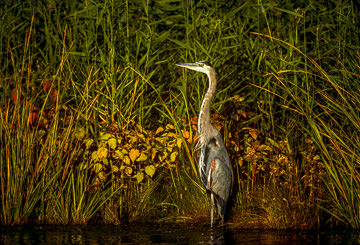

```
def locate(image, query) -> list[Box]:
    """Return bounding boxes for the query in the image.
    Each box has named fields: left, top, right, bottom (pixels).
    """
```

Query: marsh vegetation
left=1, top=0, right=360, bottom=229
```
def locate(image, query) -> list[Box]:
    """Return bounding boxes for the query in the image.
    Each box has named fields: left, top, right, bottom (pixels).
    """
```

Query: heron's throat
left=198, top=69, right=216, bottom=137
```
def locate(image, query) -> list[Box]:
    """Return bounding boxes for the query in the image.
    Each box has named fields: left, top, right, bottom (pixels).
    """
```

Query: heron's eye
left=199, top=63, right=204, bottom=67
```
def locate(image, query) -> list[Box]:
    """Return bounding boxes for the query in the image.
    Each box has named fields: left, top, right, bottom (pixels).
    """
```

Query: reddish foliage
left=29, top=111, right=38, bottom=125
left=11, top=88, right=18, bottom=104
left=43, top=80, right=53, bottom=92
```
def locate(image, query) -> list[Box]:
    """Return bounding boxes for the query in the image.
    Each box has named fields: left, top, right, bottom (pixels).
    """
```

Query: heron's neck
left=198, top=69, right=216, bottom=135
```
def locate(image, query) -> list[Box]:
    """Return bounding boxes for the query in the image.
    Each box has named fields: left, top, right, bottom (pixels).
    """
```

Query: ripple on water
left=1, top=224, right=360, bottom=245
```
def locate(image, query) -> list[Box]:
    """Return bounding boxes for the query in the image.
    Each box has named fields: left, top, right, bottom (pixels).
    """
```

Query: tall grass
left=1, top=0, right=360, bottom=228
left=250, top=3, right=360, bottom=227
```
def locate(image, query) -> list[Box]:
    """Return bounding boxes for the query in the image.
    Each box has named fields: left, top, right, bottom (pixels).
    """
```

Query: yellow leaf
left=238, top=159, right=243, bottom=167
left=267, top=137, right=280, bottom=148
left=166, top=124, right=174, bottom=130
left=305, top=138, right=313, bottom=144
left=129, top=135, right=137, bottom=144
left=155, top=127, right=164, bottom=135
left=170, top=152, right=178, bottom=162
left=129, top=148, right=140, bottom=162
left=108, top=138, right=117, bottom=149
left=112, top=165, right=119, bottom=173
left=123, top=155, right=131, bottom=165
left=91, top=151, right=99, bottom=162
left=137, top=133, right=145, bottom=141
left=75, top=127, right=86, bottom=140
left=114, top=150, right=124, bottom=160
left=176, top=138, right=182, bottom=149
left=85, top=139, right=94, bottom=149
left=182, top=130, right=190, bottom=139
left=99, top=171, right=106, bottom=180
left=125, top=166, right=133, bottom=176
left=97, top=147, right=108, bottom=161
left=136, top=124, right=144, bottom=132
left=151, top=148, right=157, bottom=160
left=94, top=163, right=103, bottom=173
left=159, top=152, right=168, bottom=161
left=167, top=132, right=177, bottom=138
left=155, top=137, right=164, bottom=143
left=258, top=144, right=272, bottom=151
left=145, top=165, right=155, bottom=177
left=137, top=152, right=147, bottom=161
left=136, top=172, right=144, bottom=183
left=231, top=94, right=245, bottom=102
left=99, top=133, right=111, bottom=141
left=249, top=129, right=259, bottom=140
left=313, top=155, right=321, bottom=161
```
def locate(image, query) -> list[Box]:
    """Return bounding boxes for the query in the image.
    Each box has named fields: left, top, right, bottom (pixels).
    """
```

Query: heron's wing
left=209, top=158, right=233, bottom=218
left=198, top=145, right=210, bottom=189
left=198, top=137, right=219, bottom=189
left=210, top=158, right=233, bottom=200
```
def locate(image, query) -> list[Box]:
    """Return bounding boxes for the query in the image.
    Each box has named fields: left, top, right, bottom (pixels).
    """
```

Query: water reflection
left=1, top=224, right=360, bottom=244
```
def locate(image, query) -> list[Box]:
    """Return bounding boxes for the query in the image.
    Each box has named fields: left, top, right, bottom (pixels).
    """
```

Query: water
left=1, top=224, right=360, bottom=244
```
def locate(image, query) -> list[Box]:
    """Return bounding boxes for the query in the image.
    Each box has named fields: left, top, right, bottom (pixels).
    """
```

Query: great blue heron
left=176, top=61, right=234, bottom=227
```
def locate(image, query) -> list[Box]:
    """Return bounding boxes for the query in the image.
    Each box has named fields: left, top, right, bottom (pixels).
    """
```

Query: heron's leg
left=210, top=191, right=214, bottom=228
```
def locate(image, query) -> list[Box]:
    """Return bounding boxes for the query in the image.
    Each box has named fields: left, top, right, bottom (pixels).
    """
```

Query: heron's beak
left=175, top=63, right=198, bottom=69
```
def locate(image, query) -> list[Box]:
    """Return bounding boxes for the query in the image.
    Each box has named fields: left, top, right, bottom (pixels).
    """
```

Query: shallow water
left=1, top=224, right=360, bottom=244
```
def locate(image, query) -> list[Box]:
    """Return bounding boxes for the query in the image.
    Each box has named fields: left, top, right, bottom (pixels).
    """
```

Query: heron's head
left=176, top=61, right=213, bottom=75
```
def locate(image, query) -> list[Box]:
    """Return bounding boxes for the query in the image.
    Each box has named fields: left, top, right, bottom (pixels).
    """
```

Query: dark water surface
left=1, top=224, right=360, bottom=244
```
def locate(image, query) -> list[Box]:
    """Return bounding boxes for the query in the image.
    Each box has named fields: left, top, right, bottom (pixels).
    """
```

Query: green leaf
left=168, top=38, right=194, bottom=51
left=274, top=7, right=303, bottom=17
